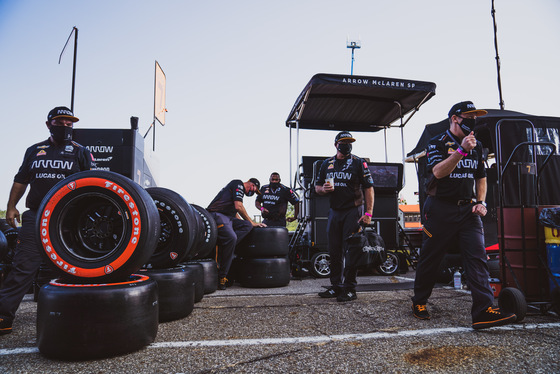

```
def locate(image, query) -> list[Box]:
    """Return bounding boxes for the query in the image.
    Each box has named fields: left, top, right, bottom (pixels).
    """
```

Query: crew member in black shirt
left=315, top=131, right=374, bottom=302
left=0, top=107, right=94, bottom=335
left=256, top=172, right=300, bottom=227
left=411, top=101, right=516, bottom=329
left=207, top=178, right=266, bottom=290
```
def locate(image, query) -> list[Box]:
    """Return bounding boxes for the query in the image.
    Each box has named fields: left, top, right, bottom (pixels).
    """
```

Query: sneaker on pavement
left=318, top=287, right=340, bottom=298
left=472, top=307, right=516, bottom=330
left=337, top=290, right=357, bottom=302
left=412, top=304, right=430, bottom=320
left=0, top=318, right=12, bottom=336
left=218, top=277, right=228, bottom=290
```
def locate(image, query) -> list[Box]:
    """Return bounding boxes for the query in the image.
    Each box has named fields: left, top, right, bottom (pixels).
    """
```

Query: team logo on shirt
left=328, top=164, right=334, bottom=169
left=448, top=148, right=455, bottom=154
left=36, top=150, right=47, bottom=156
left=37, top=145, right=50, bottom=149
left=445, top=142, right=455, bottom=147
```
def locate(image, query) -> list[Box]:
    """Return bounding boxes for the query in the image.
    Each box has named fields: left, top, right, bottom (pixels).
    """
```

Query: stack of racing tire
left=0, top=219, right=19, bottom=289
left=233, top=227, right=291, bottom=288
left=34, top=171, right=217, bottom=360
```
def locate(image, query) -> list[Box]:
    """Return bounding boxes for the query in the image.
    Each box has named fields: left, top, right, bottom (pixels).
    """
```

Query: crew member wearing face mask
left=0, top=106, right=95, bottom=336
left=315, top=131, right=374, bottom=302
left=255, top=173, right=300, bottom=227
left=411, top=101, right=516, bottom=330
left=207, top=178, right=267, bottom=289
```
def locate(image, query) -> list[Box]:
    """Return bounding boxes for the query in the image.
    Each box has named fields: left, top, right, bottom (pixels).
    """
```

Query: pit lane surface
left=1, top=273, right=559, bottom=373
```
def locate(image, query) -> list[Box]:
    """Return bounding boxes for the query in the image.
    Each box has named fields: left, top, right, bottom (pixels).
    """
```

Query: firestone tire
left=189, top=205, right=218, bottom=260
left=237, top=257, right=290, bottom=288
left=498, top=287, right=527, bottom=322
left=181, top=262, right=205, bottom=302
left=236, top=227, right=289, bottom=258
left=376, top=251, right=399, bottom=276
left=37, top=274, right=158, bottom=360
left=310, top=252, right=331, bottom=278
left=139, top=265, right=195, bottom=322
left=36, top=170, right=160, bottom=283
left=188, top=258, right=218, bottom=294
left=145, top=187, right=198, bottom=268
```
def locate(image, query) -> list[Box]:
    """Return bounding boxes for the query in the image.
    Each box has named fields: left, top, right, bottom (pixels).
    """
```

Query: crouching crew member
left=411, top=101, right=516, bottom=329
left=207, top=178, right=266, bottom=290
left=315, top=131, right=374, bottom=302
left=256, top=172, right=300, bottom=227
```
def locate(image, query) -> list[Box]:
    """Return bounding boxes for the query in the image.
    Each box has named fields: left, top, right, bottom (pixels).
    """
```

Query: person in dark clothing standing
left=207, top=178, right=266, bottom=290
left=0, top=107, right=94, bottom=335
left=411, top=101, right=516, bottom=330
left=256, top=172, right=300, bottom=227
left=315, top=131, right=374, bottom=302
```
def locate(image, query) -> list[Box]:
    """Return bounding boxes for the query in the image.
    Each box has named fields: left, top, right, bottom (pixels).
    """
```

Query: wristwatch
left=476, top=201, right=487, bottom=207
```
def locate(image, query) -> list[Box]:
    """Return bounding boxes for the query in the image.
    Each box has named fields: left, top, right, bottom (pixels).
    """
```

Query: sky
left=1, top=0, right=559, bottom=218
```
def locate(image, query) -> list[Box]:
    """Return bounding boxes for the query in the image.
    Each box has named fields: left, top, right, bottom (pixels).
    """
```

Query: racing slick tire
left=188, top=258, right=218, bottom=294
left=181, top=261, right=205, bottom=302
left=139, top=265, right=196, bottom=322
left=36, top=170, right=160, bottom=283
left=237, top=257, right=290, bottom=288
left=376, top=251, right=400, bottom=276
left=190, top=205, right=218, bottom=260
left=236, top=226, right=289, bottom=258
left=310, top=252, right=331, bottom=278
left=37, top=274, right=158, bottom=360
left=498, top=287, right=527, bottom=322
left=145, top=187, right=198, bottom=268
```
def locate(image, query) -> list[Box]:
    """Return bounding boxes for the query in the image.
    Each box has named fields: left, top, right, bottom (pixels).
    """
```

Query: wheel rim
left=379, top=252, right=398, bottom=274
left=313, top=253, right=330, bottom=276
left=58, top=193, right=128, bottom=262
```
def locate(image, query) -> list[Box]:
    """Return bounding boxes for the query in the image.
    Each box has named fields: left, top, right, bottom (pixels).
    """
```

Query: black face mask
left=269, top=182, right=280, bottom=189
left=246, top=191, right=255, bottom=197
left=337, top=143, right=352, bottom=156
left=50, top=125, right=73, bottom=144
left=458, top=117, right=476, bottom=136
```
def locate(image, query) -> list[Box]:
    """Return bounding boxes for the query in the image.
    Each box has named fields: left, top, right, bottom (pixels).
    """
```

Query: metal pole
left=351, top=48, right=355, bottom=75
left=491, top=0, right=505, bottom=110
left=71, top=27, right=78, bottom=111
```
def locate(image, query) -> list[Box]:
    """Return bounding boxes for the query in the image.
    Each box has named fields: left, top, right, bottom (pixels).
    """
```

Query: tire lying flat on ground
left=236, top=227, right=289, bottom=258
left=181, top=262, right=205, bottom=302
left=145, top=187, right=198, bottom=268
left=237, top=257, right=290, bottom=288
left=187, top=258, right=218, bottom=294
left=189, top=205, right=218, bottom=260
left=36, top=170, right=160, bottom=283
left=37, top=274, right=158, bottom=360
left=139, top=265, right=196, bottom=322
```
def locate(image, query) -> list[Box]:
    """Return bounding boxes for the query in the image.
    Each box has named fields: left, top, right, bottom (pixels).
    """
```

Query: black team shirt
left=207, top=179, right=246, bottom=217
left=316, top=154, right=374, bottom=210
left=14, top=139, right=95, bottom=210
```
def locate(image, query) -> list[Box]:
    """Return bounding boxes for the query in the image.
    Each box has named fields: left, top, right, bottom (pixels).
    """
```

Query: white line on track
left=2, top=322, right=559, bottom=356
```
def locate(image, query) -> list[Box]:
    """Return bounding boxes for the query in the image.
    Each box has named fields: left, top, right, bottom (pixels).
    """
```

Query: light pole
left=346, top=38, right=361, bottom=75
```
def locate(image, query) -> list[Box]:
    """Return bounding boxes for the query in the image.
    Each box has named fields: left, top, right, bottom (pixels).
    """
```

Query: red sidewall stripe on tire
left=48, top=274, right=150, bottom=287
left=39, top=177, right=142, bottom=278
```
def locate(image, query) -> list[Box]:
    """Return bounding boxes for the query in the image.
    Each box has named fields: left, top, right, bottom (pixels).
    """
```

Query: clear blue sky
left=1, top=0, right=559, bottom=217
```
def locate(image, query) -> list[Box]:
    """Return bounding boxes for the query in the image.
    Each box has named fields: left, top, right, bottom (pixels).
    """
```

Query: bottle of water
left=453, top=269, right=462, bottom=289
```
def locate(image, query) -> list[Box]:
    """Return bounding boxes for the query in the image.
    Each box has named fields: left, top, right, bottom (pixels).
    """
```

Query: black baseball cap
left=448, top=101, right=488, bottom=118
left=334, top=131, right=356, bottom=143
left=47, top=106, right=79, bottom=122
left=249, top=178, right=261, bottom=195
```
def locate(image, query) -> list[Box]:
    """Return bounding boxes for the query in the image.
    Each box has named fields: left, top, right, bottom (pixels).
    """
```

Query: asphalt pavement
left=1, top=272, right=559, bottom=373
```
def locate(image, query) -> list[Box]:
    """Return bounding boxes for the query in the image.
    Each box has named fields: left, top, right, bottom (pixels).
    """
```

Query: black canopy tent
left=285, top=73, right=436, bottom=188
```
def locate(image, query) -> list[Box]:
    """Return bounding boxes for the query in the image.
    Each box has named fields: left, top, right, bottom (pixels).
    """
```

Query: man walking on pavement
left=411, top=101, right=516, bottom=330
